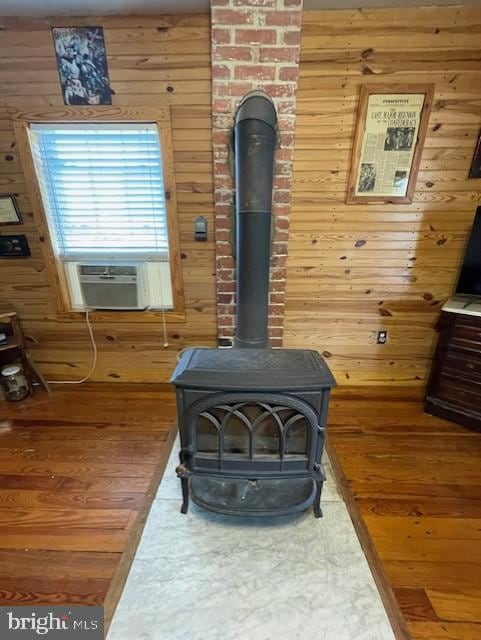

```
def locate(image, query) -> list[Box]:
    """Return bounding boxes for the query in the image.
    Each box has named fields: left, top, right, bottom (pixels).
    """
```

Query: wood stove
left=171, top=91, right=335, bottom=518
left=171, top=347, right=335, bottom=517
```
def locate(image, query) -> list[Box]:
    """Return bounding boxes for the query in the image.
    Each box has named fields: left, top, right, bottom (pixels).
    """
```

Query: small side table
left=0, top=304, right=49, bottom=396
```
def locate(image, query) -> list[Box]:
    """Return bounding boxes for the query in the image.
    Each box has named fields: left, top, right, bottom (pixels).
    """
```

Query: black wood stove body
left=171, top=91, right=335, bottom=518
left=171, top=347, right=335, bottom=517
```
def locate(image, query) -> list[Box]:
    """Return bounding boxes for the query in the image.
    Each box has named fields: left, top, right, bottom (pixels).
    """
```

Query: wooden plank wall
left=284, top=5, right=481, bottom=386
left=0, top=14, right=216, bottom=383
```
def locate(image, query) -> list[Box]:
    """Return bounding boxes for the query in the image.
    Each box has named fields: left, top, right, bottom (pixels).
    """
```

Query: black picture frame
left=468, top=132, right=481, bottom=179
left=0, top=195, right=22, bottom=226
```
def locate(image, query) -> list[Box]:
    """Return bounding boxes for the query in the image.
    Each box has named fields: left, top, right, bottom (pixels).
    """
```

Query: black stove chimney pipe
left=233, top=90, right=277, bottom=349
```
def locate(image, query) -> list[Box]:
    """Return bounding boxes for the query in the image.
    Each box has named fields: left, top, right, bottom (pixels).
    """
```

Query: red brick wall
left=211, top=0, right=303, bottom=347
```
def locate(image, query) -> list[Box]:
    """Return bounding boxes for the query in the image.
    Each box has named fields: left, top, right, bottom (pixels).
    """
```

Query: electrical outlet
left=376, top=330, right=388, bottom=344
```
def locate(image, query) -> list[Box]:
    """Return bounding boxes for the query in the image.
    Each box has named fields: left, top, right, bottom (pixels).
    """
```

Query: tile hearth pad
left=107, top=439, right=396, bottom=640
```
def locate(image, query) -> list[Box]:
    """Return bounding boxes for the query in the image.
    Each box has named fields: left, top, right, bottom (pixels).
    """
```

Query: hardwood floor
left=0, top=384, right=176, bottom=625
left=0, top=383, right=479, bottom=640
left=328, top=387, right=481, bottom=640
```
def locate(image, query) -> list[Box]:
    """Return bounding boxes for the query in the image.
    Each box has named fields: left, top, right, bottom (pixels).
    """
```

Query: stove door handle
left=176, top=464, right=191, bottom=479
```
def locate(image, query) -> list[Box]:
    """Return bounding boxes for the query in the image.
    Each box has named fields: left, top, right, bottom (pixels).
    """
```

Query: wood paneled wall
left=0, top=14, right=216, bottom=382
left=284, top=5, right=481, bottom=385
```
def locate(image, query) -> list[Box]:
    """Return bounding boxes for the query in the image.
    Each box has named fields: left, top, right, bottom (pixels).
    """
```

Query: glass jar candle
left=1, top=364, right=29, bottom=402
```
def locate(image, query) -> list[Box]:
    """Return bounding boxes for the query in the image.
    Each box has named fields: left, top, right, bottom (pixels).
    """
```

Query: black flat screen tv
left=456, top=206, right=481, bottom=298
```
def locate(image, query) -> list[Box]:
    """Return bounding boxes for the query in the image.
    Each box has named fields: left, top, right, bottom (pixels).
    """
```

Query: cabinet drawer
left=436, top=375, right=481, bottom=412
left=444, top=349, right=481, bottom=383
left=450, top=317, right=481, bottom=351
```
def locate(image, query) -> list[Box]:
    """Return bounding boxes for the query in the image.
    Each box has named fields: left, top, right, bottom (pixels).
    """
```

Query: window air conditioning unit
left=65, top=263, right=148, bottom=311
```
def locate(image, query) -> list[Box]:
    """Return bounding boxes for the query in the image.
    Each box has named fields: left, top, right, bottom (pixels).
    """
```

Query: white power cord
left=157, top=267, right=169, bottom=349
left=47, top=309, right=98, bottom=385
left=47, top=275, right=171, bottom=385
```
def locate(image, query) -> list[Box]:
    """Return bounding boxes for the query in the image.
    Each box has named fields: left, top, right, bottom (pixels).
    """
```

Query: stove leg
left=313, top=481, right=323, bottom=519
left=180, top=477, right=189, bottom=514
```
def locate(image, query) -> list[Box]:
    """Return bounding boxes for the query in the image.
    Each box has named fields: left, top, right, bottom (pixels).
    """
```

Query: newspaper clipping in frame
left=355, top=93, right=425, bottom=197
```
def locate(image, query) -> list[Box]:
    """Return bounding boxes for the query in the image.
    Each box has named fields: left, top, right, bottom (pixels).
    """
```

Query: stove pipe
left=233, top=90, right=278, bottom=349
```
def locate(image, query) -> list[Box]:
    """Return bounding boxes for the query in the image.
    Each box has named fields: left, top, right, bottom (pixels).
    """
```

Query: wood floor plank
left=393, top=587, right=439, bottom=622
left=0, top=506, right=134, bottom=529
left=427, top=589, right=481, bottom=623
left=0, top=530, right=130, bottom=552
left=384, top=561, right=481, bottom=591
left=340, top=456, right=481, bottom=485
left=0, top=489, right=145, bottom=510
left=0, top=474, right=151, bottom=493
left=407, top=621, right=481, bottom=639
left=0, top=576, right=109, bottom=606
left=362, top=516, right=481, bottom=540
left=373, top=536, right=481, bottom=564
left=350, top=481, right=481, bottom=502
left=0, top=549, right=119, bottom=579
left=0, top=424, right=172, bottom=441
left=333, top=435, right=481, bottom=454
left=0, top=460, right=158, bottom=478
left=340, top=420, right=479, bottom=435
left=356, top=497, right=481, bottom=519
left=0, top=440, right=165, bottom=464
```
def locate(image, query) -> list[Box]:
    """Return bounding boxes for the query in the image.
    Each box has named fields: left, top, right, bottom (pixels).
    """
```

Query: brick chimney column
left=211, top=0, right=303, bottom=347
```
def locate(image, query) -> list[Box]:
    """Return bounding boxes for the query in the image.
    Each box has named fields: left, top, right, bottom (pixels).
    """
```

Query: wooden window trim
left=13, top=105, right=185, bottom=323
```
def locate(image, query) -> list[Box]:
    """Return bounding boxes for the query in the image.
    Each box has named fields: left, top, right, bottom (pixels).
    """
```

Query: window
left=29, top=123, right=169, bottom=261
left=26, top=121, right=178, bottom=311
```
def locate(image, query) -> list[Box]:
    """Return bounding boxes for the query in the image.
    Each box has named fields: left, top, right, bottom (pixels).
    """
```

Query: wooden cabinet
left=426, top=309, right=481, bottom=430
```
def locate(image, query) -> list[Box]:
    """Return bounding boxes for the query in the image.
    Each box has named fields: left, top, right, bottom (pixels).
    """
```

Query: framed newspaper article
left=347, top=84, right=434, bottom=204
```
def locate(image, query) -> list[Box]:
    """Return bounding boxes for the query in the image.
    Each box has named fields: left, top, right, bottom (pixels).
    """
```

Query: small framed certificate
left=0, top=195, right=22, bottom=225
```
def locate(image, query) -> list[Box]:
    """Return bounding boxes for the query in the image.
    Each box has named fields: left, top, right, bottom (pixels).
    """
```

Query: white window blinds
left=29, top=123, right=169, bottom=261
